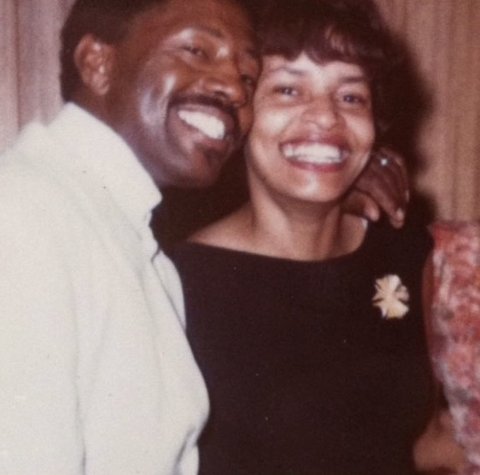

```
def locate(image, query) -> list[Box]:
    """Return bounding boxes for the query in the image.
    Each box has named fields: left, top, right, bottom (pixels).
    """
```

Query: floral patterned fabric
left=430, top=221, right=480, bottom=474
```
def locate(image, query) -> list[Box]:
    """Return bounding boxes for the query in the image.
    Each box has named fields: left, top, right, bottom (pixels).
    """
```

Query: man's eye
left=183, top=45, right=207, bottom=58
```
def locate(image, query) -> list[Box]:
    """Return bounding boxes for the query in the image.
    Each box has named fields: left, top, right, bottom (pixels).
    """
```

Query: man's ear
left=74, top=34, right=116, bottom=96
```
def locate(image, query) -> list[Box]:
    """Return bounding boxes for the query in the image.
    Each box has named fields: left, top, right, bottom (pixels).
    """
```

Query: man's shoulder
left=0, top=121, right=103, bottom=242
left=0, top=120, right=58, bottom=178
left=0, top=123, right=73, bottom=211
left=0, top=113, right=146, bottom=249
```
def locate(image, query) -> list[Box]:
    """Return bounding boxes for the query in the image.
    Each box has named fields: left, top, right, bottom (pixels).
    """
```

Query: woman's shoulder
left=430, top=220, right=480, bottom=252
left=187, top=207, right=249, bottom=249
left=429, top=220, right=480, bottom=304
left=429, top=220, right=480, bottom=287
left=427, top=224, right=480, bottom=473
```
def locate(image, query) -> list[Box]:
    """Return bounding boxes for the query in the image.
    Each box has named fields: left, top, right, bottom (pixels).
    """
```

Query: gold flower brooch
left=372, top=274, right=410, bottom=319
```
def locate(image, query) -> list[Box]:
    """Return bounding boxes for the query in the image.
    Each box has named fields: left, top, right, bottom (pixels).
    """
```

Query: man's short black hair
left=60, top=0, right=171, bottom=101
left=60, top=0, right=257, bottom=101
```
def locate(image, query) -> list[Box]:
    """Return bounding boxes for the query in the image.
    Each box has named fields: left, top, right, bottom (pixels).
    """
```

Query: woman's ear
left=73, top=34, right=115, bottom=96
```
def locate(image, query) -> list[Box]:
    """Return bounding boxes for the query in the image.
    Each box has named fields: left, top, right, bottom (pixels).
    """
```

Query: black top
left=171, top=222, right=434, bottom=475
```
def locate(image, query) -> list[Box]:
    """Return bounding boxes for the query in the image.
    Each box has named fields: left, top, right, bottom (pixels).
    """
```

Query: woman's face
left=246, top=53, right=375, bottom=206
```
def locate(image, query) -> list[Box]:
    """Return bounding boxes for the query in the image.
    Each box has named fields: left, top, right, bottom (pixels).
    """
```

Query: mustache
left=170, top=94, right=240, bottom=137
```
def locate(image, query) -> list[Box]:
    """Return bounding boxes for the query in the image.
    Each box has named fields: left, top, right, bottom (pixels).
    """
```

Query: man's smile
left=171, top=93, right=239, bottom=146
left=177, top=109, right=227, bottom=141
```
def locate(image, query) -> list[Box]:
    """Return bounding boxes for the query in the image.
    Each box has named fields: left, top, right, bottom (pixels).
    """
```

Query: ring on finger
left=379, top=155, right=390, bottom=167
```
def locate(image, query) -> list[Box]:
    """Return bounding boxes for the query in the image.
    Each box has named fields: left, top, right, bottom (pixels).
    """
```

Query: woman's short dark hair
left=257, top=0, right=403, bottom=140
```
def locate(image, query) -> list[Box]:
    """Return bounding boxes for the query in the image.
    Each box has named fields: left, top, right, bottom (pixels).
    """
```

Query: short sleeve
left=430, top=220, right=480, bottom=472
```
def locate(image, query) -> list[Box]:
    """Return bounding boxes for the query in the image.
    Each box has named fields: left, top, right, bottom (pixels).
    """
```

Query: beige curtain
left=376, top=0, right=480, bottom=220
left=0, top=0, right=74, bottom=147
left=1, top=0, right=479, bottom=220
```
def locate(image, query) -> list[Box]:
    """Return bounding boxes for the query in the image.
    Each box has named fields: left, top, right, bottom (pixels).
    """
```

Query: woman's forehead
left=261, top=53, right=365, bottom=78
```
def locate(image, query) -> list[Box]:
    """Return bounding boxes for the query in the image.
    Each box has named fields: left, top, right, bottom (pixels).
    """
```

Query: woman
left=414, top=221, right=480, bottom=474
left=172, top=0, right=434, bottom=473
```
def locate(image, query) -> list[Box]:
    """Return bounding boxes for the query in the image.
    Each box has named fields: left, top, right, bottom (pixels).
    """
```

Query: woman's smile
left=246, top=53, right=374, bottom=206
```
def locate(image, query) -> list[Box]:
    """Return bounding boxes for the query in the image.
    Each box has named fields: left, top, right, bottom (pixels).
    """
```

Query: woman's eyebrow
left=338, top=75, right=369, bottom=85
left=264, top=65, right=305, bottom=76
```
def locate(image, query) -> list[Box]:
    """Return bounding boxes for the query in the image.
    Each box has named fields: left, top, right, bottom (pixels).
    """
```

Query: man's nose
left=301, top=95, right=340, bottom=130
left=202, top=62, right=249, bottom=108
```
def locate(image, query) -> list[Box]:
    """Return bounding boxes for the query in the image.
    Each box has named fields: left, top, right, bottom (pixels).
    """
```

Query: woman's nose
left=301, top=95, right=340, bottom=130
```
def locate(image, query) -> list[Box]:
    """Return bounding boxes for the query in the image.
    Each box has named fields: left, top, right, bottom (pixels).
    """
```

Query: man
left=0, top=0, right=406, bottom=473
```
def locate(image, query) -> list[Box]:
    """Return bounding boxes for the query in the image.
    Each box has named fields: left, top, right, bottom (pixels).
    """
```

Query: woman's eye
left=273, top=86, right=298, bottom=97
left=341, top=93, right=369, bottom=106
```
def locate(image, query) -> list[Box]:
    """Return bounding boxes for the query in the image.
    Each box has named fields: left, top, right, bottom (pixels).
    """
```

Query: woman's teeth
left=178, top=110, right=226, bottom=140
left=281, top=143, right=343, bottom=164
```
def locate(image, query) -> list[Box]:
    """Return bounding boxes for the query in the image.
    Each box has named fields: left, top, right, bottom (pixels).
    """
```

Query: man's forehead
left=188, top=24, right=258, bottom=60
left=149, top=0, right=253, bottom=30
left=132, top=0, right=258, bottom=55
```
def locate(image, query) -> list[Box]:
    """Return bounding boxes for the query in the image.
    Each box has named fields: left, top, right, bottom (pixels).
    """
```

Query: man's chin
left=185, top=146, right=232, bottom=186
left=165, top=159, right=225, bottom=189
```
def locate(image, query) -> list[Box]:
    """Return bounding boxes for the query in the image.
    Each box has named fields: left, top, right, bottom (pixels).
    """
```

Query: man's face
left=103, top=0, right=259, bottom=188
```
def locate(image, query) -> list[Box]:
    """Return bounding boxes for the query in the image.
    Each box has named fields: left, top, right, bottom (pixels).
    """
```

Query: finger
left=389, top=208, right=406, bottom=229
left=355, top=156, right=406, bottom=224
left=370, top=153, right=406, bottom=206
left=342, top=189, right=381, bottom=222
left=368, top=151, right=409, bottom=212
left=377, top=147, right=409, bottom=202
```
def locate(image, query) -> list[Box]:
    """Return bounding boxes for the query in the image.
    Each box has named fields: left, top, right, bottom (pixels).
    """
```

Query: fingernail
left=396, top=208, right=405, bottom=221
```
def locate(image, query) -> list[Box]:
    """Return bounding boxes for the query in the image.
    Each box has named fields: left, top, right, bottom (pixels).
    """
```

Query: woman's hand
left=343, top=147, right=409, bottom=228
left=413, top=409, right=466, bottom=474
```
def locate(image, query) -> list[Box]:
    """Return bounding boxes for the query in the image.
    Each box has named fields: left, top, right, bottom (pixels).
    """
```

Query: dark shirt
left=171, top=221, right=434, bottom=475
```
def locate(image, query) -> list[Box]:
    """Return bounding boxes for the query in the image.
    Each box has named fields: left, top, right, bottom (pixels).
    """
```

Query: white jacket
left=0, top=104, right=209, bottom=475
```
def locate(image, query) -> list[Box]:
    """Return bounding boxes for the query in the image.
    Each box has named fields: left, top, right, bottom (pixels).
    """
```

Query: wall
left=376, top=0, right=480, bottom=220
left=0, top=0, right=73, bottom=147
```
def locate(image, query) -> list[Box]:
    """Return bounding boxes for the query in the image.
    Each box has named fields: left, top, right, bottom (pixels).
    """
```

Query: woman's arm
left=414, top=406, right=466, bottom=474
left=413, top=252, right=466, bottom=474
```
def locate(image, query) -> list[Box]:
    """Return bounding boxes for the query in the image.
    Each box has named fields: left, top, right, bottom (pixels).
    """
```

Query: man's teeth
left=178, top=110, right=226, bottom=140
left=282, top=143, right=343, bottom=164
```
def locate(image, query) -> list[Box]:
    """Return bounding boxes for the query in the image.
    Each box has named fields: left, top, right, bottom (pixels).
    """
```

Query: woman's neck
left=190, top=191, right=367, bottom=262
left=239, top=196, right=365, bottom=260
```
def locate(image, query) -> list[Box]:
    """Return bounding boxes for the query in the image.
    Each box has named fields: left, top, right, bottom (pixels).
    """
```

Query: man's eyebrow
left=193, top=25, right=224, bottom=38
